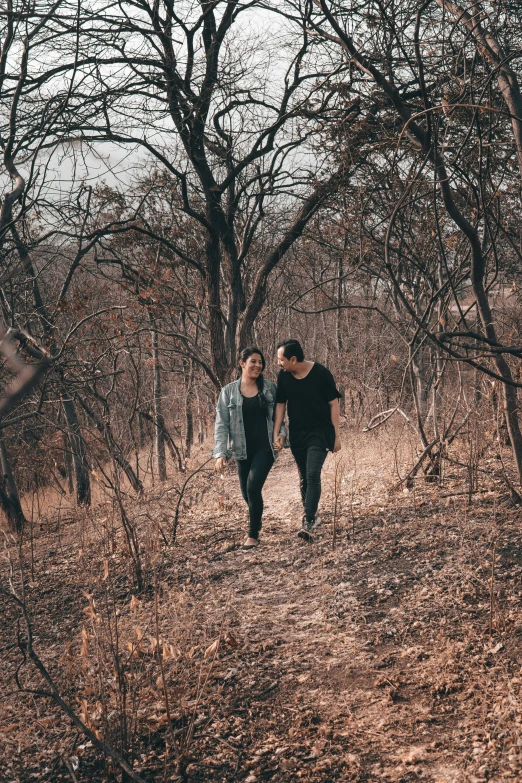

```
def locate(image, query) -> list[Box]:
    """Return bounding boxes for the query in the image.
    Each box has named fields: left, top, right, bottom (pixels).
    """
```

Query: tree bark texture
left=61, top=392, right=91, bottom=506
left=0, top=435, right=26, bottom=533
left=150, top=319, right=167, bottom=482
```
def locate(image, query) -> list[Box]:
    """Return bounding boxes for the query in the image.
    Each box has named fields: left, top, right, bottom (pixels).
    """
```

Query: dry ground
left=2, top=427, right=522, bottom=783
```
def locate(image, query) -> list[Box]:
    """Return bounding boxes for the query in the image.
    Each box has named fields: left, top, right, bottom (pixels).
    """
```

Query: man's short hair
left=277, top=339, right=304, bottom=362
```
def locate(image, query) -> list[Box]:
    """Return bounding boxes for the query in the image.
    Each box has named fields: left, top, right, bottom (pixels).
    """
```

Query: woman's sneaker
left=297, top=516, right=320, bottom=542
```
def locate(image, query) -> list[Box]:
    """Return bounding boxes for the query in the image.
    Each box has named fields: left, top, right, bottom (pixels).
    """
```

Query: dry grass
left=1, top=425, right=522, bottom=782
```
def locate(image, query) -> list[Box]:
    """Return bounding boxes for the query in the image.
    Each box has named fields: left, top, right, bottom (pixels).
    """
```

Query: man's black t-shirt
left=276, top=363, right=341, bottom=451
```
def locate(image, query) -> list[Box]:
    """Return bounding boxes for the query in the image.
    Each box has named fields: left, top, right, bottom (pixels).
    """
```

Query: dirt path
left=169, top=440, right=522, bottom=783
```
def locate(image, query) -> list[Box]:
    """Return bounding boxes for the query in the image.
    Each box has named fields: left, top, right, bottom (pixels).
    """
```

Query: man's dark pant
left=237, top=451, right=274, bottom=539
left=291, top=446, right=328, bottom=521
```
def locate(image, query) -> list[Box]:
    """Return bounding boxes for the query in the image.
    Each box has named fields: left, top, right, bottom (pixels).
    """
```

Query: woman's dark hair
left=238, top=346, right=268, bottom=413
left=277, top=339, right=304, bottom=362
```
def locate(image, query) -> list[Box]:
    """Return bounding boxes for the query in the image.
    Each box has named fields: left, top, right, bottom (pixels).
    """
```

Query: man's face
left=277, top=347, right=296, bottom=371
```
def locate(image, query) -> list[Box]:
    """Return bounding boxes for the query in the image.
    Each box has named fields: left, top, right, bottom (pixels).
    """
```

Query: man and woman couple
left=213, top=339, right=341, bottom=549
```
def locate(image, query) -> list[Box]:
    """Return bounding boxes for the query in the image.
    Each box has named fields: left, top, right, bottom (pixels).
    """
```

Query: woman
left=213, top=347, right=285, bottom=550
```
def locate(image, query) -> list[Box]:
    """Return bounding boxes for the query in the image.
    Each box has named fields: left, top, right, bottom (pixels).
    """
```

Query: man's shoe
left=297, top=516, right=320, bottom=542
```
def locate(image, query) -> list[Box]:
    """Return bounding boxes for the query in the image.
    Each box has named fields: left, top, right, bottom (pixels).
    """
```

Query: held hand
left=333, top=436, right=342, bottom=453
left=214, top=456, right=227, bottom=474
left=273, top=435, right=284, bottom=452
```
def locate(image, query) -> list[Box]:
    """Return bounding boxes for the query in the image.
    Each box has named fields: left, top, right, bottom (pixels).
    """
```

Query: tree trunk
left=196, top=388, right=205, bottom=444
left=206, top=231, right=230, bottom=384
left=473, top=280, right=522, bottom=482
left=183, top=359, right=194, bottom=459
left=336, top=251, right=344, bottom=354
left=311, top=291, right=318, bottom=357
left=0, top=434, right=26, bottom=533
left=62, top=431, right=74, bottom=495
left=185, top=407, right=194, bottom=459
left=321, top=310, right=330, bottom=365
left=138, top=412, right=146, bottom=450
left=61, top=392, right=91, bottom=506
left=150, top=315, right=167, bottom=482
left=410, top=347, right=430, bottom=448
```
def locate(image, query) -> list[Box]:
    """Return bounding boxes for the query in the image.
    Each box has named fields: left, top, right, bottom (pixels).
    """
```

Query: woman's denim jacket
left=212, top=379, right=285, bottom=461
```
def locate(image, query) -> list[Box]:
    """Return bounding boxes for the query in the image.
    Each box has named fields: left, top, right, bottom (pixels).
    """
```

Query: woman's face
left=240, top=353, right=264, bottom=378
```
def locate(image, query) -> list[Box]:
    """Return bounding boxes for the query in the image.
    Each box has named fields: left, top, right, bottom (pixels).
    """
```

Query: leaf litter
left=1, top=431, right=522, bottom=781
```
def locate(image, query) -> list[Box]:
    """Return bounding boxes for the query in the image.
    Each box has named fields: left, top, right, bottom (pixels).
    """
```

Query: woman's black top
left=241, top=393, right=271, bottom=457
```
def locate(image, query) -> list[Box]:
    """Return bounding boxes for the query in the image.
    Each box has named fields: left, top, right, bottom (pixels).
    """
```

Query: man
left=273, top=339, right=341, bottom=542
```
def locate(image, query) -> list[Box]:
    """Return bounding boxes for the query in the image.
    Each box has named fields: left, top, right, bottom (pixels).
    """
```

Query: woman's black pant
left=291, top=446, right=328, bottom=521
left=236, top=451, right=274, bottom=539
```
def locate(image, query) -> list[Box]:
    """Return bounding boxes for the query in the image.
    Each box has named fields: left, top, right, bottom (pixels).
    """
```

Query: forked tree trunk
left=77, top=397, right=143, bottom=494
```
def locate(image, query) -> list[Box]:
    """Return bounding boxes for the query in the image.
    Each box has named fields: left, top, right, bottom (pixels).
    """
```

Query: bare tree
left=58, top=0, right=352, bottom=384
left=308, top=0, right=522, bottom=481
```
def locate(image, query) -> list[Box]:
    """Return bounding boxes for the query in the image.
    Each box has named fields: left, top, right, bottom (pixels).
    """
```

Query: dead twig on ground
left=64, top=757, right=79, bottom=783
left=391, top=437, right=440, bottom=491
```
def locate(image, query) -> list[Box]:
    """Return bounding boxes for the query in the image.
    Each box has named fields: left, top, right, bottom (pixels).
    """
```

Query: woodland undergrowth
left=1, top=426, right=522, bottom=783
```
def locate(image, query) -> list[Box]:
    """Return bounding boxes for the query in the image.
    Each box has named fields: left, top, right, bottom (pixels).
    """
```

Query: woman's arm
left=212, top=387, right=231, bottom=459
left=273, top=402, right=286, bottom=451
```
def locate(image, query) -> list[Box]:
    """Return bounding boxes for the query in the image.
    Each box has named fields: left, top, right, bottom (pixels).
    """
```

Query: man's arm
left=329, top=398, right=341, bottom=452
left=273, top=402, right=286, bottom=450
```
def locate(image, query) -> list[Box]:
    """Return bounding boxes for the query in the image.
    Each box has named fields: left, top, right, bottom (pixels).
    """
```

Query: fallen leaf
left=130, top=595, right=141, bottom=612
left=80, top=626, right=89, bottom=658
left=225, top=631, right=239, bottom=648
left=83, top=602, right=97, bottom=620
left=204, top=638, right=220, bottom=658
left=127, top=641, right=139, bottom=656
